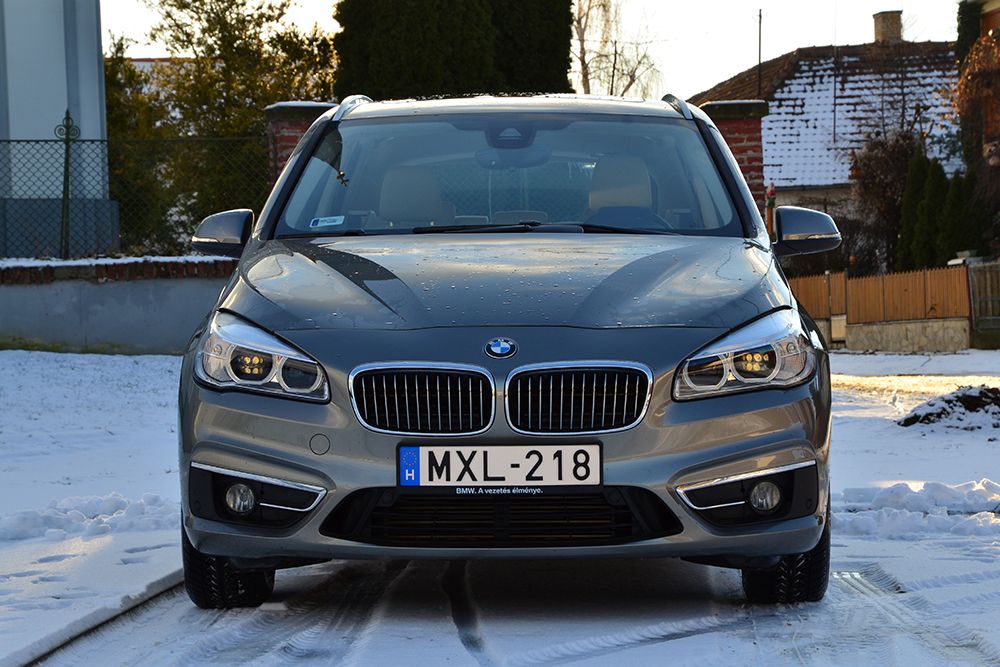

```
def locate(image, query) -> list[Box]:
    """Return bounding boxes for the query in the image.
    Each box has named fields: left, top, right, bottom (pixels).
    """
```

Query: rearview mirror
left=773, top=206, right=841, bottom=257
left=191, top=209, right=253, bottom=258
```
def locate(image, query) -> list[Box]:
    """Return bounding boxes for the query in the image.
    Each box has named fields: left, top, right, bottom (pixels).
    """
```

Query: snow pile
left=0, top=255, right=230, bottom=269
left=897, top=386, right=1000, bottom=430
left=836, top=480, right=1000, bottom=538
left=0, top=493, right=179, bottom=541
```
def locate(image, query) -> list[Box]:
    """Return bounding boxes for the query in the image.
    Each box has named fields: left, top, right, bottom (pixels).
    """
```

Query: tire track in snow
left=41, top=560, right=409, bottom=666
left=178, top=559, right=409, bottom=666
left=893, top=567, right=1000, bottom=593
left=247, top=559, right=410, bottom=666
left=834, top=571, right=1000, bottom=665
left=442, top=560, right=499, bottom=667
left=502, top=612, right=751, bottom=666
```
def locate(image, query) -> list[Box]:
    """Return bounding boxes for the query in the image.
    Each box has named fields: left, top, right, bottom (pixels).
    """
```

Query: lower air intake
left=321, top=487, right=681, bottom=547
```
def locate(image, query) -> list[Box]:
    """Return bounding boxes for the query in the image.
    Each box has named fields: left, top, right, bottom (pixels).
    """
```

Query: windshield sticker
left=309, top=216, right=345, bottom=228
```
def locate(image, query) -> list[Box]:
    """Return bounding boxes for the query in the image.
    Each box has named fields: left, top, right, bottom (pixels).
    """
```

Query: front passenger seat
left=585, top=155, right=660, bottom=229
left=379, top=166, right=455, bottom=228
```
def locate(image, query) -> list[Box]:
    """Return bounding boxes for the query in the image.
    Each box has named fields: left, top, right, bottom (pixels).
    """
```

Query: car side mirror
left=191, top=209, right=253, bottom=258
left=773, top=206, right=841, bottom=257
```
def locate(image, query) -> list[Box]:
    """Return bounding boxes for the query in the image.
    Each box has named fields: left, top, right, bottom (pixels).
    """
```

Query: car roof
left=336, top=94, right=705, bottom=122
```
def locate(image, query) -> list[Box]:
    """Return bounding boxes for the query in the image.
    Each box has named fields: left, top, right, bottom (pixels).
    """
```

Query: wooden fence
left=788, top=266, right=971, bottom=325
left=787, top=272, right=845, bottom=320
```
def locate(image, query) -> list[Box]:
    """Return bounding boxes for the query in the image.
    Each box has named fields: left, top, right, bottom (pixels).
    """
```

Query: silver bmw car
left=179, top=94, right=840, bottom=609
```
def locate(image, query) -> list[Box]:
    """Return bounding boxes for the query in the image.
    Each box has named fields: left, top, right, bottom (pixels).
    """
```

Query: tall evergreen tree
left=956, top=173, right=992, bottom=256
left=336, top=0, right=497, bottom=99
left=330, top=0, right=374, bottom=97
left=491, top=1, right=573, bottom=93
left=911, top=160, right=948, bottom=268
left=896, top=153, right=928, bottom=271
left=936, top=174, right=965, bottom=265
left=334, top=0, right=573, bottom=99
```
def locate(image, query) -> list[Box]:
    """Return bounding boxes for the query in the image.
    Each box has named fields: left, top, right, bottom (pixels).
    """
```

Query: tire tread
left=182, top=530, right=274, bottom=609
left=741, top=519, right=830, bottom=604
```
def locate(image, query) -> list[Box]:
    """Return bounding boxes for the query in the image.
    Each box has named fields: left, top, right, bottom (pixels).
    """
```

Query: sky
left=99, top=0, right=960, bottom=99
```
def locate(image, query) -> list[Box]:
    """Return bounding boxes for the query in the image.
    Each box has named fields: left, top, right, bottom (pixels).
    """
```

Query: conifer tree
left=936, top=174, right=965, bottom=265
left=895, top=153, right=928, bottom=271
left=334, top=0, right=573, bottom=99
left=911, top=160, right=948, bottom=268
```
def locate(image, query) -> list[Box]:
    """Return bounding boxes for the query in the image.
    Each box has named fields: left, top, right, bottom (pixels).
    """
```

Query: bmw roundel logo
left=485, top=337, right=517, bottom=359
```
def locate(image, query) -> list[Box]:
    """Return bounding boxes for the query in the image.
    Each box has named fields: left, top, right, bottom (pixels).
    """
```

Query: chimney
left=873, top=10, right=903, bottom=44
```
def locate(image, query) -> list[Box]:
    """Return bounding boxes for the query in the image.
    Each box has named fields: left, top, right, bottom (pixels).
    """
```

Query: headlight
left=673, top=309, right=815, bottom=400
left=195, top=312, right=329, bottom=401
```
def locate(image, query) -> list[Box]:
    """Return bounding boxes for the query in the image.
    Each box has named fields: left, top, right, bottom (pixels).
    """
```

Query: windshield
left=274, top=113, right=742, bottom=238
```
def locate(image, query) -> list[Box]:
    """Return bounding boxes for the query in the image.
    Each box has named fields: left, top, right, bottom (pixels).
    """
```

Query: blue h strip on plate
left=399, top=446, right=420, bottom=486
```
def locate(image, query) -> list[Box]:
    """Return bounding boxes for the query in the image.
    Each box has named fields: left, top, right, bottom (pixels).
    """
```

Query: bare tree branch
left=571, top=0, right=659, bottom=97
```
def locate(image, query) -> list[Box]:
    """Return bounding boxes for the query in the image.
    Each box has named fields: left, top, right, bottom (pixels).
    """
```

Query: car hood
left=222, top=234, right=790, bottom=331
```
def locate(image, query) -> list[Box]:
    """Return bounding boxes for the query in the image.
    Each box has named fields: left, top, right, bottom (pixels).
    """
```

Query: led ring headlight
left=673, top=309, right=816, bottom=401
left=195, top=312, right=329, bottom=402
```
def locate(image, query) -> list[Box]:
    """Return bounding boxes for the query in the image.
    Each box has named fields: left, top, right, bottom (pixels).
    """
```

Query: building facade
left=691, top=12, right=961, bottom=224
left=0, top=0, right=113, bottom=257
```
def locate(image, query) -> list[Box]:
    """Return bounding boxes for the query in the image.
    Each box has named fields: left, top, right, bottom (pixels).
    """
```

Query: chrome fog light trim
left=190, top=462, right=327, bottom=512
left=676, top=460, right=816, bottom=511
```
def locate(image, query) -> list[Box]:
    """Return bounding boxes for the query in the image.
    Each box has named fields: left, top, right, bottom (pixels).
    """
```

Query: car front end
left=178, top=94, right=840, bottom=608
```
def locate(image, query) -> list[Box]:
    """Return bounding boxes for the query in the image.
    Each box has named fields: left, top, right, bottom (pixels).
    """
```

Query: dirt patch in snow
left=897, top=386, right=1000, bottom=430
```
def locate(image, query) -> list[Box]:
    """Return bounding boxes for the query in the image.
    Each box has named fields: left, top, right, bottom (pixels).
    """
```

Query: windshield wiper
left=575, top=223, right=678, bottom=235
left=413, top=222, right=544, bottom=234
left=413, top=221, right=677, bottom=235
left=277, top=229, right=369, bottom=239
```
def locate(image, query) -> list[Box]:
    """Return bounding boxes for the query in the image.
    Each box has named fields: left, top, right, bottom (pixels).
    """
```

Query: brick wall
left=699, top=100, right=768, bottom=211
left=264, top=102, right=336, bottom=183
left=0, top=258, right=238, bottom=285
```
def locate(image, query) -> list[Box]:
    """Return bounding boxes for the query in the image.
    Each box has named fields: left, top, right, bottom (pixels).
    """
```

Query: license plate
left=398, top=445, right=601, bottom=487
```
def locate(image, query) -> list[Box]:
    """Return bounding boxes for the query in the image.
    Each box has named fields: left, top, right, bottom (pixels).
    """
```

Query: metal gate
left=969, top=262, right=1000, bottom=332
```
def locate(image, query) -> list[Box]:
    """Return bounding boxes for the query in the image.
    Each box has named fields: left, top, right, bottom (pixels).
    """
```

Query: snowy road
left=2, top=350, right=998, bottom=666
left=40, top=549, right=1000, bottom=666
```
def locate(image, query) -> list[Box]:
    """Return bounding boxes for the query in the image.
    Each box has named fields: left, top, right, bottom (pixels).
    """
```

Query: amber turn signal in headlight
left=195, top=312, right=328, bottom=402
left=673, top=309, right=816, bottom=400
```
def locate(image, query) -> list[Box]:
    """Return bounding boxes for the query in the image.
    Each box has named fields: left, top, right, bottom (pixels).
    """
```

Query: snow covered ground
left=0, top=352, right=182, bottom=665
left=0, top=349, right=997, bottom=665
left=0, top=255, right=230, bottom=269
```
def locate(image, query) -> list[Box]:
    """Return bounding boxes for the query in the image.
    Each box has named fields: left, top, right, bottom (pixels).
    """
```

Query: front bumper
left=179, top=326, right=831, bottom=564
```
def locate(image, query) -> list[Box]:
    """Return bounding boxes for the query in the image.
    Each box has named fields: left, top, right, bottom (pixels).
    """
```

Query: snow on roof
left=692, top=42, right=963, bottom=188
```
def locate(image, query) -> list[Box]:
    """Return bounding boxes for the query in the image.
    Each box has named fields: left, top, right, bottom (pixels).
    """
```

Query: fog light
left=224, top=483, right=256, bottom=515
left=748, top=480, right=781, bottom=513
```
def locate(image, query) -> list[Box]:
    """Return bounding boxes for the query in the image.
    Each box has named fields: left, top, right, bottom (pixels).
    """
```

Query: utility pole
left=757, top=9, right=763, bottom=98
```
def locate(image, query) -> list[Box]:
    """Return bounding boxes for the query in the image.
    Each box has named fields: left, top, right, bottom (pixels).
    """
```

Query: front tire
left=741, top=518, right=830, bottom=604
left=182, top=529, right=275, bottom=609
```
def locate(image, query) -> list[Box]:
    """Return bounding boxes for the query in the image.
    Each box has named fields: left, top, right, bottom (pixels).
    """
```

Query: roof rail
left=332, top=94, right=373, bottom=121
left=661, top=93, right=692, bottom=120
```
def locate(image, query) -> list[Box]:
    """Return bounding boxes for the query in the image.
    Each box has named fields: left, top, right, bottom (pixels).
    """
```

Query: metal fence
left=970, top=263, right=1000, bottom=331
left=0, top=134, right=269, bottom=258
